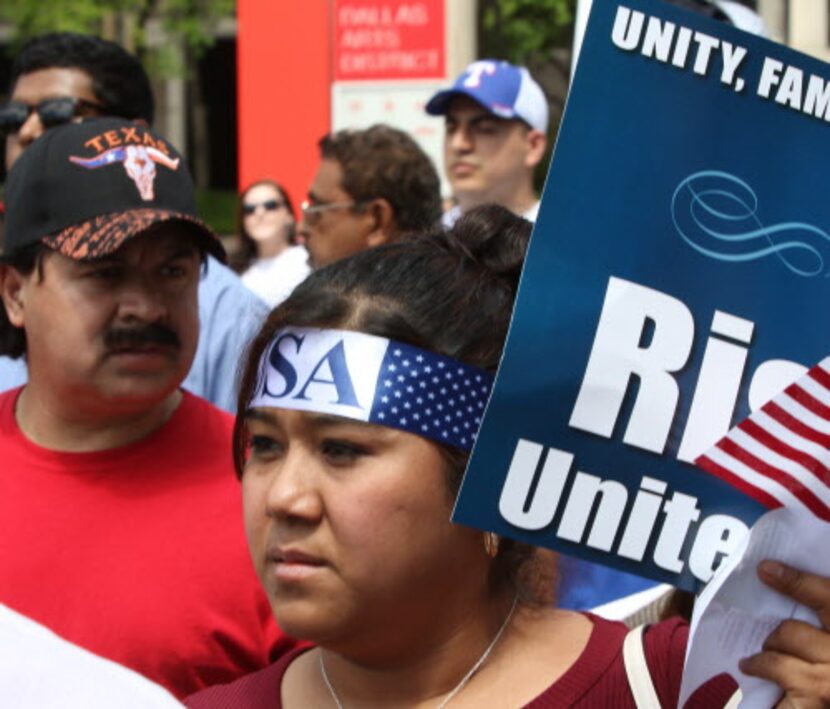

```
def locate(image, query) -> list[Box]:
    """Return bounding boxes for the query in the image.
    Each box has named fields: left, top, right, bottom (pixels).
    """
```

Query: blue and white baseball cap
left=426, top=59, right=549, bottom=134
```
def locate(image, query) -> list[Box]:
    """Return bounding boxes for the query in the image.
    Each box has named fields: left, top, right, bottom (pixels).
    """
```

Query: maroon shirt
left=186, top=614, right=737, bottom=708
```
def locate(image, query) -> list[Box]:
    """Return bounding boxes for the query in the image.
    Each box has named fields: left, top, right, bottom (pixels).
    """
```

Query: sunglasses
left=242, top=199, right=285, bottom=216
left=0, top=96, right=106, bottom=135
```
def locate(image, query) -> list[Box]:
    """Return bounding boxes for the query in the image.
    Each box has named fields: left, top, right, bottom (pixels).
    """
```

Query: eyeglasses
left=300, top=199, right=364, bottom=224
left=242, top=199, right=284, bottom=216
left=0, top=96, right=106, bottom=135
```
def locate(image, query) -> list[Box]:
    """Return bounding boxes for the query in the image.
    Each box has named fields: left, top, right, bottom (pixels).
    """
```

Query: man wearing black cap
left=0, top=31, right=269, bottom=413
left=0, top=118, right=293, bottom=699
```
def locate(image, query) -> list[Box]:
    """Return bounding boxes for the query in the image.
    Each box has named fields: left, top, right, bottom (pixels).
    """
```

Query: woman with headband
left=187, top=205, right=830, bottom=708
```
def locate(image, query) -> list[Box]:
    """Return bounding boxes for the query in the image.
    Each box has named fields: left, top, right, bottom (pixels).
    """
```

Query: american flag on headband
left=249, top=327, right=494, bottom=452
left=696, top=357, right=830, bottom=522
left=369, top=342, right=491, bottom=451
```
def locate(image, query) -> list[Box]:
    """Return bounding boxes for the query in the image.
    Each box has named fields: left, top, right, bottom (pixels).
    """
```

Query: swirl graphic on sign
left=671, top=170, right=830, bottom=277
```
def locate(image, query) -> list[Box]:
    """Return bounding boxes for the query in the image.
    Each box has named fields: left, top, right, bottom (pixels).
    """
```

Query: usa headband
left=249, top=327, right=494, bottom=451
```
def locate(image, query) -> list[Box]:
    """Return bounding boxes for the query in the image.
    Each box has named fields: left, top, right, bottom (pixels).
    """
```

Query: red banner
left=334, top=0, right=445, bottom=81
left=237, top=0, right=330, bottom=198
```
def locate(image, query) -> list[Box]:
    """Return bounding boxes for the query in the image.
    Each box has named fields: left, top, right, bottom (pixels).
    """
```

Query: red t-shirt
left=0, top=387, right=297, bottom=699
left=185, top=614, right=737, bottom=707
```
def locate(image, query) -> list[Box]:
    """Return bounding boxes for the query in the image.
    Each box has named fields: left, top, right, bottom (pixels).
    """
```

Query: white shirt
left=0, top=604, right=183, bottom=708
left=241, top=245, right=312, bottom=308
left=714, top=1, right=768, bottom=36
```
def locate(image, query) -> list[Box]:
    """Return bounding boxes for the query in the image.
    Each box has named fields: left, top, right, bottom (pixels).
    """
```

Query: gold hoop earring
left=483, top=532, right=500, bottom=558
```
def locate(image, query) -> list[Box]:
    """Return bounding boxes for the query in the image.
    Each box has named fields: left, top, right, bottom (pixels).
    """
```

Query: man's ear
left=0, top=264, right=28, bottom=328
left=524, top=129, right=548, bottom=168
left=365, top=198, right=398, bottom=247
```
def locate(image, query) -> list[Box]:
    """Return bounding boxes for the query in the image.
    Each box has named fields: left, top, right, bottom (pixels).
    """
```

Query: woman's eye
left=248, top=435, right=283, bottom=459
left=321, top=440, right=367, bottom=465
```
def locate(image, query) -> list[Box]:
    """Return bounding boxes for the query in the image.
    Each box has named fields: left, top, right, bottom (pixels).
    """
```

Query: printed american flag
left=368, top=341, right=490, bottom=451
left=696, top=357, right=830, bottom=522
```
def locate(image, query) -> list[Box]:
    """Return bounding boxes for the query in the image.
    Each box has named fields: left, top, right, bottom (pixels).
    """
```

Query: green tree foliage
left=0, top=0, right=234, bottom=72
left=479, top=0, right=575, bottom=64
left=478, top=0, right=577, bottom=186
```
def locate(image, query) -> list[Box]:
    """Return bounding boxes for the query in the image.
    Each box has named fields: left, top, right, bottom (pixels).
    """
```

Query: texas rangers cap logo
left=68, top=125, right=181, bottom=201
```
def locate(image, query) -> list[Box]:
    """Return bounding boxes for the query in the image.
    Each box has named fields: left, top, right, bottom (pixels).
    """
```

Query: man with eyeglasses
left=299, top=124, right=442, bottom=268
left=0, top=32, right=268, bottom=412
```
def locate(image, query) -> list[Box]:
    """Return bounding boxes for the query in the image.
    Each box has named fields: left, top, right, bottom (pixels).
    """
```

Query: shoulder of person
left=185, top=647, right=310, bottom=709
left=634, top=619, right=738, bottom=708
left=0, top=604, right=182, bottom=709
left=201, top=256, right=269, bottom=313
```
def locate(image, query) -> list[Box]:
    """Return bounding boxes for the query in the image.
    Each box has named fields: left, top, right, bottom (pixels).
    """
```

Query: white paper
left=679, top=507, right=829, bottom=707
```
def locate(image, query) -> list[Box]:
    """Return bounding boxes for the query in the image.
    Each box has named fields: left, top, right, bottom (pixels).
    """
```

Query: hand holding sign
left=679, top=508, right=830, bottom=705
left=740, top=560, right=830, bottom=707
left=679, top=355, right=830, bottom=704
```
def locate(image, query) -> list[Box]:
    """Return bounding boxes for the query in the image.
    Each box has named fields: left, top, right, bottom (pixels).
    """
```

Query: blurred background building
left=0, top=0, right=826, bottom=233
left=761, top=0, right=830, bottom=61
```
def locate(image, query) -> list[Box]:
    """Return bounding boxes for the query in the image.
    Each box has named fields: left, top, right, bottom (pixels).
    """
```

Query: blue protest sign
left=453, top=0, right=830, bottom=592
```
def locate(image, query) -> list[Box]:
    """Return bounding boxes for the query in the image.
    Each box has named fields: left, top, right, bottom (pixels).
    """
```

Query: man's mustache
left=104, top=323, right=181, bottom=351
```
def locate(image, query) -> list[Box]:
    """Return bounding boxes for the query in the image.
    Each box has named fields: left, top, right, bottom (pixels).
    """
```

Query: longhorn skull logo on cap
left=69, top=145, right=181, bottom=201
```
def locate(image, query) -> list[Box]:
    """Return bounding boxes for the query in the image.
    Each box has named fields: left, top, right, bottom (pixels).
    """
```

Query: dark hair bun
left=443, top=203, right=532, bottom=296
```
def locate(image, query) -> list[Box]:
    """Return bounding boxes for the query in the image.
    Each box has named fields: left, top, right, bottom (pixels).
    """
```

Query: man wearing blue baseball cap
left=426, top=59, right=548, bottom=227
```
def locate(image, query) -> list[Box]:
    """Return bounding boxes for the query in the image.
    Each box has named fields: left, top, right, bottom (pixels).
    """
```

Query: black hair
left=234, top=204, right=554, bottom=604
left=319, top=124, right=442, bottom=236
left=0, top=243, right=46, bottom=358
left=662, top=0, right=732, bottom=23
left=9, top=33, right=154, bottom=124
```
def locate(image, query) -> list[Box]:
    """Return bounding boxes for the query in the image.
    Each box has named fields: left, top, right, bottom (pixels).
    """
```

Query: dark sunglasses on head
left=242, top=199, right=284, bottom=215
left=0, top=96, right=106, bottom=134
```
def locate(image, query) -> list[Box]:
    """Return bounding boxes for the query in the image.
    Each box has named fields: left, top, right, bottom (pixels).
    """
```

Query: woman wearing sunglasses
left=187, top=205, right=830, bottom=708
left=237, top=179, right=311, bottom=307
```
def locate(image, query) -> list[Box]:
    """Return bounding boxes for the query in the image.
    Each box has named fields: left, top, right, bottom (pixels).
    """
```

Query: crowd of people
left=2, top=5, right=830, bottom=707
